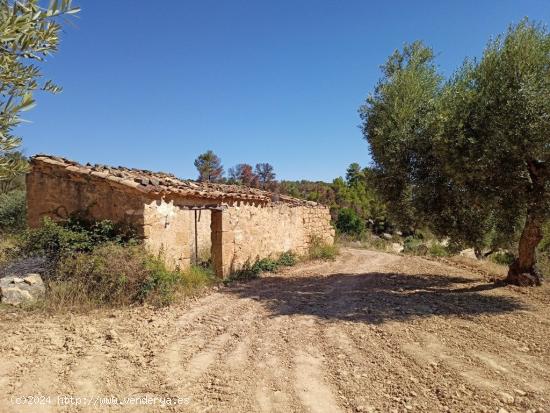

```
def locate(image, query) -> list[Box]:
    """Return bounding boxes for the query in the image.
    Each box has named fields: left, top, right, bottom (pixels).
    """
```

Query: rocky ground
left=1, top=248, right=549, bottom=412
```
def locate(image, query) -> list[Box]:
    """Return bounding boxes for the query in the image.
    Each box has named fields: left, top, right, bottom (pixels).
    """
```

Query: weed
left=490, top=251, right=515, bottom=266
left=278, top=251, right=297, bottom=267
left=428, top=243, right=449, bottom=257
left=309, top=236, right=339, bottom=260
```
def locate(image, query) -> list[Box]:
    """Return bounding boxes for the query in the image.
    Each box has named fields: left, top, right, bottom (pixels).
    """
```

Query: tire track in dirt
left=2, top=248, right=550, bottom=412
left=251, top=315, right=298, bottom=413
left=287, top=316, right=343, bottom=413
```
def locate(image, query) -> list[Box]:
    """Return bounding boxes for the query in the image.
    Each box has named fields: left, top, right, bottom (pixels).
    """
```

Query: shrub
left=0, top=189, right=26, bottom=232
left=228, top=251, right=298, bottom=281
left=336, top=208, right=365, bottom=237
left=403, top=236, right=422, bottom=252
left=360, top=234, right=390, bottom=251
left=490, top=251, right=515, bottom=266
left=309, top=237, right=339, bottom=261
left=278, top=251, right=297, bottom=267
left=428, top=243, right=449, bottom=257
left=55, top=243, right=150, bottom=306
left=178, top=265, right=216, bottom=295
left=229, top=261, right=262, bottom=281
left=19, top=217, right=138, bottom=261
left=253, top=258, right=279, bottom=273
left=52, top=243, right=216, bottom=309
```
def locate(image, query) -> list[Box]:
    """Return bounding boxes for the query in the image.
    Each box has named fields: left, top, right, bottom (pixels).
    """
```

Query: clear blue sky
left=17, top=0, right=550, bottom=181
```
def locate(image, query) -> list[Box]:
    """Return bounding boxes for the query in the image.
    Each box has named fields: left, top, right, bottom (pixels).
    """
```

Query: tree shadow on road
left=225, top=272, right=524, bottom=324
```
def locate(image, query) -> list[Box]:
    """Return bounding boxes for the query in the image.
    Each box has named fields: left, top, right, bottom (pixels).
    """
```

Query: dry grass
left=0, top=234, right=17, bottom=266
left=308, top=237, right=340, bottom=261
left=24, top=243, right=218, bottom=313
left=445, top=255, right=508, bottom=280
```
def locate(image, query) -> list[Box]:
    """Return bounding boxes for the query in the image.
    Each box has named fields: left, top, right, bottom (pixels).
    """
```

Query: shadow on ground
left=225, top=272, right=524, bottom=324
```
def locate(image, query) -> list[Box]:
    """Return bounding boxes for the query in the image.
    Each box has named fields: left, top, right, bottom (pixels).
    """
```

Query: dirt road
left=1, top=248, right=550, bottom=412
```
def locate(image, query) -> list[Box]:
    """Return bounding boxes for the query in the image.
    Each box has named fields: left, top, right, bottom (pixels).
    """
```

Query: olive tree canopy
left=361, top=20, right=550, bottom=286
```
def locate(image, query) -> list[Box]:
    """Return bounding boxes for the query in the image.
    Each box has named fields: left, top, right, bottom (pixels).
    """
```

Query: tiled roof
left=31, top=155, right=318, bottom=206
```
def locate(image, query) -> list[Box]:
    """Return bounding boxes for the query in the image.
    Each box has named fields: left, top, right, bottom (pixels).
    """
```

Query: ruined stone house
left=27, top=155, right=335, bottom=277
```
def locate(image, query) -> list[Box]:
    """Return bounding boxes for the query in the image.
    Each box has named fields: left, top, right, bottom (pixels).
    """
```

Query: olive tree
left=0, top=0, right=79, bottom=179
left=448, top=20, right=550, bottom=285
left=361, top=20, right=550, bottom=286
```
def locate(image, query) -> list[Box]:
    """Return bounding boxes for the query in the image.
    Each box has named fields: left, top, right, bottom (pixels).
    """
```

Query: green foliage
left=360, top=20, right=550, bottom=271
left=359, top=41, right=442, bottom=231
left=19, top=217, right=138, bottom=262
left=0, top=189, right=25, bottom=232
left=0, top=0, right=79, bottom=179
left=0, top=152, right=27, bottom=193
left=54, top=244, right=215, bottom=308
left=228, top=261, right=262, bottom=281
left=227, top=251, right=298, bottom=281
left=279, top=163, right=388, bottom=240
left=491, top=251, right=516, bottom=266
left=428, top=243, right=449, bottom=257
left=253, top=258, right=279, bottom=273
left=336, top=208, right=365, bottom=237
left=194, top=150, right=224, bottom=182
left=403, top=236, right=423, bottom=254
left=308, top=237, right=339, bottom=261
left=277, top=251, right=297, bottom=267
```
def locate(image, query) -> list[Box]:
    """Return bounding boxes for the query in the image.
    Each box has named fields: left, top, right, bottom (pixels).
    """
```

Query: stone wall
left=27, top=162, right=147, bottom=229
left=212, top=203, right=334, bottom=276
left=27, top=164, right=212, bottom=271
left=27, top=162, right=334, bottom=277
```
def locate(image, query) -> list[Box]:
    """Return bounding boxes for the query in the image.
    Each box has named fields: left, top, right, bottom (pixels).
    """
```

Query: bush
left=309, top=237, right=339, bottom=261
left=52, top=243, right=216, bottom=309
left=253, top=258, right=279, bottom=273
left=490, top=251, right=515, bottom=266
left=428, top=243, right=449, bottom=257
left=336, top=208, right=365, bottom=237
left=229, top=261, right=262, bottom=281
left=19, top=217, right=138, bottom=261
left=0, top=189, right=26, bottom=232
left=403, top=236, right=422, bottom=252
left=228, top=251, right=298, bottom=281
left=359, top=234, right=390, bottom=251
left=278, top=251, right=297, bottom=267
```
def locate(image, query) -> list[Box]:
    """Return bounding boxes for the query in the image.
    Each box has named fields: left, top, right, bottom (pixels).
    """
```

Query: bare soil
left=1, top=248, right=549, bottom=412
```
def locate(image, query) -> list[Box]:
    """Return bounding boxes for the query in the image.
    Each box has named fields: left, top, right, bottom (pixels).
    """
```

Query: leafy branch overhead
left=0, top=0, right=80, bottom=179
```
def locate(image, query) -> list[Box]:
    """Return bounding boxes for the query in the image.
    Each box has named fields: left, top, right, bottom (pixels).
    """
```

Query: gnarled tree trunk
left=506, top=210, right=544, bottom=286
left=506, top=159, right=546, bottom=286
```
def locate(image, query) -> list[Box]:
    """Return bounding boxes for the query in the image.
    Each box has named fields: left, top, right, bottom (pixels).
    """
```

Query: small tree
left=194, top=150, right=224, bottom=182
left=255, top=163, right=276, bottom=190
left=0, top=0, right=79, bottom=179
left=345, top=163, right=363, bottom=185
left=336, top=208, right=365, bottom=237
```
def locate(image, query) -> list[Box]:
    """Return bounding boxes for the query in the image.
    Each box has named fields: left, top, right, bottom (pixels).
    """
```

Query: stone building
left=27, top=155, right=335, bottom=277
